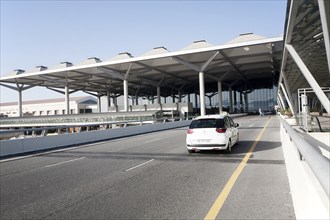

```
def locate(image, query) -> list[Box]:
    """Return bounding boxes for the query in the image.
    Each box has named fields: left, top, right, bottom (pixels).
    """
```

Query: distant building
left=0, top=96, right=97, bottom=117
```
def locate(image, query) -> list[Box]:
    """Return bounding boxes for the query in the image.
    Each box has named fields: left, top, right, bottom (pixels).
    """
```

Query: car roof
left=193, top=114, right=228, bottom=120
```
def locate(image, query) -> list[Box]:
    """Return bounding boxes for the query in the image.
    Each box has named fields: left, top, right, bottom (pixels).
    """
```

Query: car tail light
left=187, top=129, right=194, bottom=134
left=216, top=128, right=227, bottom=133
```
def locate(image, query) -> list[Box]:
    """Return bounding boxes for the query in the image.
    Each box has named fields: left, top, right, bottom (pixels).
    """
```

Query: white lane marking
left=125, top=159, right=154, bottom=172
left=45, top=157, right=85, bottom=168
left=248, top=124, right=254, bottom=127
left=145, top=138, right=161, bottom=143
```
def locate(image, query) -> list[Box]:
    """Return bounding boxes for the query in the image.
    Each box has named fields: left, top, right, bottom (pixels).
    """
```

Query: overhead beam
left=172, top=57, right=200, bottom=72
left=135, top=61, right=195, bottom=84
left=39, top=75, right=65, bottom=85
left=201, top=51, right=220, bottom=72
left=286, top=44, right=330, bottom=113
left=97, top=67, right=125, bottom=80
left=219, top=50, right=246, bottom=80
left=125, top=63, right=133, bottom=80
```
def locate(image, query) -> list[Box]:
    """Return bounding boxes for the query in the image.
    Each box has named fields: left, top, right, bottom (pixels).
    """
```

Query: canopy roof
left=0, top=33, right=283, bottom=97
left=281, top=0, right=330, bottom=94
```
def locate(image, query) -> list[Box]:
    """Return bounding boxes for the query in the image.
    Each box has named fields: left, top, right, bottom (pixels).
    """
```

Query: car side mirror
left=235, top=123, right=239, bottom=127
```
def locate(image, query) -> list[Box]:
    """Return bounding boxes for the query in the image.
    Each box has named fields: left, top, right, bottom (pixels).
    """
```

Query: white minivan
left=186, top=114, right=239, bottom=153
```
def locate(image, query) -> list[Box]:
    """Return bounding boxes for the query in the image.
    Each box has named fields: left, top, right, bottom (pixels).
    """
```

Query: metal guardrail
left=279, top=116, right=329, bottom=197
left=0, top=111, right=166, bottom=127
left=311, top=116, right=323, bottom=132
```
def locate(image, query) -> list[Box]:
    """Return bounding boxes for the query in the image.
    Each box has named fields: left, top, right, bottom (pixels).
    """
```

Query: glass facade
left=247, top=86, right=277, bottom=114
left=180, top=86, right=278, bottom=114
left=145, top=86, right=278, bottom=114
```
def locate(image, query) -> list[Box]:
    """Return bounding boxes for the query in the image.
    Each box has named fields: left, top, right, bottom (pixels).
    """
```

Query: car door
left=228, top=117, right=238, bottom=143
left=224, top=117, right=233, bottom=141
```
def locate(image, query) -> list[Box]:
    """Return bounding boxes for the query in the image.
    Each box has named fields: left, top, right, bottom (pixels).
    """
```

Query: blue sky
left=0, top=0, right=287, bottom=103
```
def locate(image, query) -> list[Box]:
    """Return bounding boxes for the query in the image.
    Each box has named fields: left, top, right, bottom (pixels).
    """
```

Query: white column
left=277, top=97, right=284, bottom=110
left=199, top=71, right=206, bottom=116
left=113, top=97, right=118, bottom=112
left=280, top=83, right=295, bottom=115
left=178, top=90, right=182, bottom=103
left=157, top=86, right=161, bottom=104
left=278, top=91, right=286, bottom=109
left=282, top=71, right=297, bottom=114
left=18, top=89, right=22, bottom=117
left=65, top=86, right=70, bottom=115
left=123, top=80, right=128, bottom=112
left=107, top=91, right=110, bottom=111
left=244, top=93, right=248, bottom=113
left=135, top=95, right=139, bottom=105
left=97, top=95, right=101, bottom=113
left=229, top=87, right=233, bottom=113
left=217, top=81, right=222, bottom=114
left=233, top=90, right=237, bottom=113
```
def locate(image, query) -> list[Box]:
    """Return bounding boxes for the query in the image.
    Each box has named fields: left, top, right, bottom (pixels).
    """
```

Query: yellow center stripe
left=204, top=118, right=272, bottom=220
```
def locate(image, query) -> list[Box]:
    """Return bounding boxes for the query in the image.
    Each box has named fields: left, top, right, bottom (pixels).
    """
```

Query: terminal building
left=0, top=32, right=282, bottom=120
left=0, top=96, right=98, bottom=117
left=0, top=0, right=329, bottom=127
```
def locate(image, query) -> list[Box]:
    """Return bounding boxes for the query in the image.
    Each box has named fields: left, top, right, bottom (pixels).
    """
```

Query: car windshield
left=189, top=119, right=224, bottom=129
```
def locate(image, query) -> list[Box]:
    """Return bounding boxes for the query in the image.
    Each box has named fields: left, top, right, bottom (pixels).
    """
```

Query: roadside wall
left=280, top=125, right=329, bottom=219
left=0, top=120, right=191, bottom=158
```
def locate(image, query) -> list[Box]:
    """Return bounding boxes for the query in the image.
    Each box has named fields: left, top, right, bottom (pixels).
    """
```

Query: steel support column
left=277, top=97, right=284, bottom=110
left=318, top=0, right=330, bottom=73
left=199, top=71, right=206, bottom=116
left=244, top=93, right=248, bottom=113
left=157, top=86, right=161, bottom=104
left=107, top=91, right=110, bottom=111
left=65, top=86, right=70, bottom=115
left=97, top=94, right=102, bottom=113
left=123, top=79, right=128, bottom=112
left=18, top=89, right=22, bottom=117
left=281, top=71, right=297, bottom=114
left=135, top=95, right=139, bottom=105
left=278, top=89, right=287, bottom=109
left=217, top=81, right=222, bottom=114
left=229, top=87, right=233, bottom=113
left=240, top=92, right=243, bottom=113
left=280, top=83, right=295, bottom=116
left=178, top=90, right=182, bottom=103
left=234, top=90, right=237, bottom=112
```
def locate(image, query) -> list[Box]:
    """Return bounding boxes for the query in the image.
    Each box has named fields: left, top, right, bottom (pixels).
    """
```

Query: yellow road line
left=204, top=118, right=272, bottom=220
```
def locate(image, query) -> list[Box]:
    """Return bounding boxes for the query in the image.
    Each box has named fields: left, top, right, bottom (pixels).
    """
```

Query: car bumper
left=187, top=144, right=227, bottom=150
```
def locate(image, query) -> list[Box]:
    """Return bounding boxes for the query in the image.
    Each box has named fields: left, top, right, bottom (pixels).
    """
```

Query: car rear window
left=189, top=119, right=224, bottom=128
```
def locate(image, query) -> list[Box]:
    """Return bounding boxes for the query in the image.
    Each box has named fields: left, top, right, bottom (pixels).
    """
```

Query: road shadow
left=38, top=140, right=284, bottom=165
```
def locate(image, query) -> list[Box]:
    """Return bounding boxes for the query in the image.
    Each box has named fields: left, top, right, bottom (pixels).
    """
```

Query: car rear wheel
left=188, top=149, right=195, bottom=153
left=236, top=134, right=239, bottom=145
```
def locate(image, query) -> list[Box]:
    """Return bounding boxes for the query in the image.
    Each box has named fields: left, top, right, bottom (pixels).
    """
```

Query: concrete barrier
left=280, top=123, right=329, bottom=219
left=0, top=120, right=191, bottom=158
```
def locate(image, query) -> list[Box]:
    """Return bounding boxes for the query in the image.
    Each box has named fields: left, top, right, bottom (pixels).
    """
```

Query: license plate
left=195, top=139, right=211, bottom=143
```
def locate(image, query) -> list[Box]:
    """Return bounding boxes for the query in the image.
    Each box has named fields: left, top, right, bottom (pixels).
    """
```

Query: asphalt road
left=0, top=116, right=295, bottom=219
